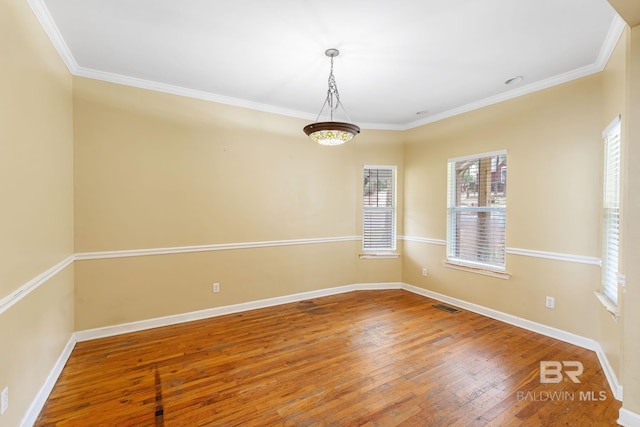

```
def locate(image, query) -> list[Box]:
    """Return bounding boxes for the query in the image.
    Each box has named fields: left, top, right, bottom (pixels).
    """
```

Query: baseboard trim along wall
left=22, top=282, right=629, bottom=426
left=20, top=336, right=76, bottom=427
left=400, top=283, right=623, bottom=401
left=74, top=282, right=402, bottom=342
left=72, top=283, right=624, bottom=401
left=618, top=408, right=640, bottom=427
left=76, top=284, right=624, bottom=399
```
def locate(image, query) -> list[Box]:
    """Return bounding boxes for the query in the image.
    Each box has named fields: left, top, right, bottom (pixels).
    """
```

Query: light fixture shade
left=303, top=121, right=361, bottom=146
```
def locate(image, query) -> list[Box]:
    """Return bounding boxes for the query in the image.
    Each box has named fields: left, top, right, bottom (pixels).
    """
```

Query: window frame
left=446, top=150, right=508, bottom=274
left=362, top=165, right=397, bottom=254
left=601, top=116, right=621, bottom=308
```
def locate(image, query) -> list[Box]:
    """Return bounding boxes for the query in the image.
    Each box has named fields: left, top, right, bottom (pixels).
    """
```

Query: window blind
left=602, top=117, right=621, bottom=305
left=447, top=152, right=507, bottom=269
left=363, top=166, right=396, bottom=251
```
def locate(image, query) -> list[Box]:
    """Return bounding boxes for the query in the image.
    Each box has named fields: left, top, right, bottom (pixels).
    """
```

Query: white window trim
left=362, top=165, right=398, bottom=255
left=359, top=253, right=400, bottom=259
left=597, top=115, right=622, bottom=315
left=594, top=291, right=619, bottom=321
left=446, top=150, right=508, bottom=276
left=443, top=260, right=511, bottom=279
left=448, top=150, right=508, bottom=164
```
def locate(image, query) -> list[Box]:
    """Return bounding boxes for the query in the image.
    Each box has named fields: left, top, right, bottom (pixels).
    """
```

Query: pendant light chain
left=327, top=55, right=339, bottom=121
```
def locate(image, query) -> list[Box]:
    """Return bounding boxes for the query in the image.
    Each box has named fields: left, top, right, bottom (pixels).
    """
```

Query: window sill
left=443, top=260, right=511, bottom=280
left=359, top=253, right=400, bottom=259
left=594, top=291, right=619, bottom=321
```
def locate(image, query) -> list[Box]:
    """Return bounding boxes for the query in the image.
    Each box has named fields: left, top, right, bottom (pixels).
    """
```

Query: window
left=363, top=166, right=396, bottom=252
left=447, top=151, right=507, bottom=270
left=602, top=117, right=621, bottom=306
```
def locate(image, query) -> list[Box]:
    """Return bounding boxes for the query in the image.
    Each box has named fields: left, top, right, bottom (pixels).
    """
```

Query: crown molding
left=404, top=15, right=627, bottom=130
left=405, top=64, right=603, bottom=129
left=74, top=66, right=320, bottom=121
left=26, top=0, right=627, bottom=131
left=27, top=0, right=78, bottom=73
left=597, top=14, right=627, bottom=69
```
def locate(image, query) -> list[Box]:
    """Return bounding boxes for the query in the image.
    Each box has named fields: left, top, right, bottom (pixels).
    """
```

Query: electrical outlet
left=1, top=387, right=8, bottom=415
left=422, top=268, right=428, bottom=277
left=545, top=296, right=555, bottom=309
left=213, top=283, right=220, bottom=293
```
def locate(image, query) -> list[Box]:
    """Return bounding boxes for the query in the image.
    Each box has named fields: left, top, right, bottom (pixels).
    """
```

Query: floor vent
left=433, top=304, right=461, bottom=313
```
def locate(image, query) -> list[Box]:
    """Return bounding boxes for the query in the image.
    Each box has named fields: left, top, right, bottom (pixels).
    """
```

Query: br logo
left=540, top=361, right=583, bottom=383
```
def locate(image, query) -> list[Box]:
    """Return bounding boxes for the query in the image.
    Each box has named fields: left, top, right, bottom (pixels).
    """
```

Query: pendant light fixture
left=303, top=48, right=360, bottom=146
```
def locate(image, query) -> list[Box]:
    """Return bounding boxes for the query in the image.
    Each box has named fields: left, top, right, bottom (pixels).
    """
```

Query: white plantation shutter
left=447, top=151, right=507, bottom=270
left=602, top=117, right=621, bottom=305
left=363, top=166, right=396, bottom=251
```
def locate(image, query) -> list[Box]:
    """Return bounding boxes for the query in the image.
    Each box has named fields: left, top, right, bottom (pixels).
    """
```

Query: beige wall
left=621, top=22, right=640, bottom=418
left=75, top=242, right=402, bottom=329
left=5, top=0, right=640, bottom=422
left=0, top=268, right=74, bottom=426
left=401, top=75, right=604, bottom=338
left=597, top=26, right=628, bottom=390
left=0, top=0, right=74, bottom=425
left=72, top=78, right=404, bottom=329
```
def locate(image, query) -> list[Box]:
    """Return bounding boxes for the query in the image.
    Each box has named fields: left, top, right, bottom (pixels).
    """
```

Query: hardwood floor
left=36, top=290, right=621, bottom=426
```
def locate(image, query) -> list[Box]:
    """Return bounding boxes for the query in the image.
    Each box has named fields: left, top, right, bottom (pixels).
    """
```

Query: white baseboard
left=74, top=281, right=623, bottom=402
left=399, top=283, right=623, bottom=401
left=619, top=408, right=640, bottom=427
left=26, top=282, right=624, bottom=427
left=75, top=282, right=403, bottom=342
left=26, top=284, right=400, bottom=426
left=21, top=336, right=76, bottom=427
left=401, top=283, right=597, bottom=348
left=594, top=342, right=624, bottom=401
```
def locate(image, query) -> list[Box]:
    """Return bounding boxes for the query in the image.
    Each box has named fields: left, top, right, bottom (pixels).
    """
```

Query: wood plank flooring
left=36, top=290, right=621, bottom=426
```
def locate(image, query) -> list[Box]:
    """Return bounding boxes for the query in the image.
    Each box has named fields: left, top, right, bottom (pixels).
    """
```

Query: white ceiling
left=36, top=0, right=623, bottom=130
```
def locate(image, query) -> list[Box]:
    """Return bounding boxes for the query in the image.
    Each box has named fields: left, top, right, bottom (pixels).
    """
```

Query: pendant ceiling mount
left=303, top=48, right=360, bottom=146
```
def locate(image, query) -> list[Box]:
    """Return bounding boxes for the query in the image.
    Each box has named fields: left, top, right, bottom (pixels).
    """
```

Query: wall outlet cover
left=545, top=296, right=555, bottom=309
